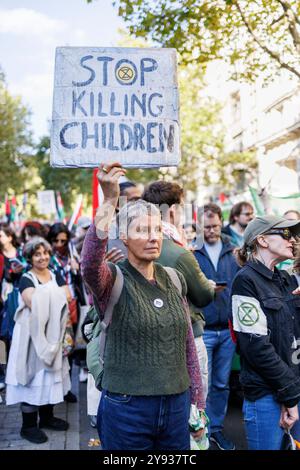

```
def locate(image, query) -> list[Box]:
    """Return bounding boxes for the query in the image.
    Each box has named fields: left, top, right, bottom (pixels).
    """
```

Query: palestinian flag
left=249, top=186, right=265, bottom=216
left=10, top=196, right=17, bottom=222
left=92, top=168, right=104, bottom=219
left=92, top=169, right=99, bottom=219
left=5, top=194, right=11, bottom=221
left=56, top=191, right=66, bottom=222
left=68, top=194, right=83, bottom=231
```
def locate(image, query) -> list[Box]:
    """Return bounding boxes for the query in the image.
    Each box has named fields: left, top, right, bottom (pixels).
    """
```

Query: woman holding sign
left=81, top=163, right=206, bottom=451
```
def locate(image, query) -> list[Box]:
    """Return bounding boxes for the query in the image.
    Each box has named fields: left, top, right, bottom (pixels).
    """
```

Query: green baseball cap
left=244, top=215, right=300, bottom=246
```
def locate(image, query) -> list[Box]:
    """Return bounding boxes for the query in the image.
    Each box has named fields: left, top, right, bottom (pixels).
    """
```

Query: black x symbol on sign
left=118, top=66, right=134, bottom=81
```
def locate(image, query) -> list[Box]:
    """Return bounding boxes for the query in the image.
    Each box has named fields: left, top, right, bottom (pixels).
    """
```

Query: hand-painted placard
left=51, top=47, right=180, bottom=168
left=37, top=190, right=57, bottom=215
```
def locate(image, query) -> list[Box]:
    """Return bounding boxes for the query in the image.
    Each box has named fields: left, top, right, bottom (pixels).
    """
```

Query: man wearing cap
left=232, top=215, right=300, bottom=450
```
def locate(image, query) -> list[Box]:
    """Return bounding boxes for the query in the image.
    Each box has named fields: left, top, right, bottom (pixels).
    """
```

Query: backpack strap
left=163, top=266, right=191, bottom=322
left=22, top=270, right=56, bottom=288
left=22, top=271, right=39, bottom=288
left=99, top=265, right=124, bottom=363
left=163, top=266, right=183, bottom=296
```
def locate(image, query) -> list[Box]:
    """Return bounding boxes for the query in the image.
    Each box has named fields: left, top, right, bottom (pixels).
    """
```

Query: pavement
left=210, top=394, right=247, bottom=450
left=0, top=365, right=98, bottom=451
left=0, top=366, right=246, bottom=451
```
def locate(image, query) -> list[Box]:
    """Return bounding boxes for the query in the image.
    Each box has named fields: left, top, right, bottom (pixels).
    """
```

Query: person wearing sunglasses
left=277, top=210, right=300, bottom=271
left=231, top=215, right=300, bottom=450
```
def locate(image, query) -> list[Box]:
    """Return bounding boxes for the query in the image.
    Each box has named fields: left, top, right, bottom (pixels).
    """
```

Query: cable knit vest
left=101, top=259, right=190, bottom=396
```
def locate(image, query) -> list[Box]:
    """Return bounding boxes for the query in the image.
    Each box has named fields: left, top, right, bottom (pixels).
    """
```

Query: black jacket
left=230, top=260, right=300, bottom=407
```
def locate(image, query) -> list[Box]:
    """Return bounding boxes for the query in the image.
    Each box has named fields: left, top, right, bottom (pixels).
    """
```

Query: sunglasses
left=264, top=228, right=294, bottom=241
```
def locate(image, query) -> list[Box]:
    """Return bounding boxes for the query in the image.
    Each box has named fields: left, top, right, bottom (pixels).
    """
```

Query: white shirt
left=204, top=240, right=223, bottom=271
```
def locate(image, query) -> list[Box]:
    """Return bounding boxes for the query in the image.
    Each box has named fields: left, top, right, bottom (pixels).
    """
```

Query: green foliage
left=177, top=64, right=257, bottom=192
left=34, top=136, right=93, bottom=214
left=105, top=0, right=300, bottom=82
left=126, top=62, right=257, bottom=193
left=207, top=149, right=257, bottom=192
left=116, top=33, right=257, bottom=192
left=0, top=73, right=34, bottom=199
left=178, top=65, right=222, bottom=192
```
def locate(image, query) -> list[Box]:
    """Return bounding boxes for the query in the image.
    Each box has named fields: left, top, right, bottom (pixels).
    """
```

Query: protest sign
left=51, top=47, right=180, bottom=168
left=37, top=190, right=56, bottom=215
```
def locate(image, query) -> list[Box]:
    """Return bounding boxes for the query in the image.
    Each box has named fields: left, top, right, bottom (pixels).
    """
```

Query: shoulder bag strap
left=163, top=266, right=182, bottom=296
left=22, top=271, right=39, bottom=288
left=99, top=265, right=124, bottom=361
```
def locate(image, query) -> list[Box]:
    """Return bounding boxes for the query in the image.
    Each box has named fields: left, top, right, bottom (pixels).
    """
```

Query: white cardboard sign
left=51, top=47, right=180, bottom=168
left=37, top=190, right=57, bottom=215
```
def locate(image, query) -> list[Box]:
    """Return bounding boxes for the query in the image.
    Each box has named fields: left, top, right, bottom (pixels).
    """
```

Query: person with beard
left=47, top=223, right=82, bottom=403
left=194, top=203, right=240, bottom=450
left=222, top=202, right=254, bottom=248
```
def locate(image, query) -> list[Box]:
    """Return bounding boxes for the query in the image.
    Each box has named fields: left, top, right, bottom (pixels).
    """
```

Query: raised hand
left=97, top=162, right=126, bottom=204
left=95, top=163, right=126, bottom=238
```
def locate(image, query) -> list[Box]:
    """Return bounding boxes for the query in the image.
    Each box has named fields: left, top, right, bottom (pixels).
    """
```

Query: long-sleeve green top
left=157, top=239, right=215, bottom=336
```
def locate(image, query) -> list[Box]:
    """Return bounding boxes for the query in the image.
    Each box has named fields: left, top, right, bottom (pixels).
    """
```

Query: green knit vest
left=101, top=259, right=190, bottom=396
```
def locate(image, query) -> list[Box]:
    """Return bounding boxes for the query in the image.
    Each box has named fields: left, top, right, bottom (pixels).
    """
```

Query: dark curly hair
left=0, top=224, right=20, bottom=250
left=47, top=223, right=71, bottom=245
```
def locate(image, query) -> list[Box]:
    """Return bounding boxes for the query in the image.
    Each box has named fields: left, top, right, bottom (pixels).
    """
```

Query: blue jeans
left=98, top=389, right=190, bottom=450
left=203, top=328, right=236, bottom=434
left=243, top=395, right=300, bottom=450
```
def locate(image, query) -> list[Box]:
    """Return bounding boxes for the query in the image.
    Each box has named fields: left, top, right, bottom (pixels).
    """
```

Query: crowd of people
left=0, top=218, right=91, bottom=443
left=1, top=164, right=300, bottom=451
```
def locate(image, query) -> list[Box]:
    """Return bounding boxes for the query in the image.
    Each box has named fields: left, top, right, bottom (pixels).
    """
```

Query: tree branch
left=234, top=0, right=300, bottom=79
left=270, top=14, right=285, bottom=26
left=277, top=0, right=300, bottom=25
left=277, top=0, right=300, bottom=52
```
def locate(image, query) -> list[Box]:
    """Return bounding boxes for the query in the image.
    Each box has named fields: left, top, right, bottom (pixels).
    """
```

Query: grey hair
left=23, top=236, right=52, bottom=261
left=118, top=199, right=161, bottom=237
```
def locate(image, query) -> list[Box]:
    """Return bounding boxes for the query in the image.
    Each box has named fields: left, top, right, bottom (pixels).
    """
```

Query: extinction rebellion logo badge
left=237, top=302, right=259, bottom=327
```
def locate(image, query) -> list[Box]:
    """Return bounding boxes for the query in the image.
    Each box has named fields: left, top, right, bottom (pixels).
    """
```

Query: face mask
left=55, top=245, right=68, bottom=256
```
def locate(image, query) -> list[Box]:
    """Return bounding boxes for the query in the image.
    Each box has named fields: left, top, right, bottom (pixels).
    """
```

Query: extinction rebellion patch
left=232, top=295, right=267, bottom=335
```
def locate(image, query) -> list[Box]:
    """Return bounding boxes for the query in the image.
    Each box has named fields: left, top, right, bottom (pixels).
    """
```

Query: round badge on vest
left=153, top=298, right=164, bottom=308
